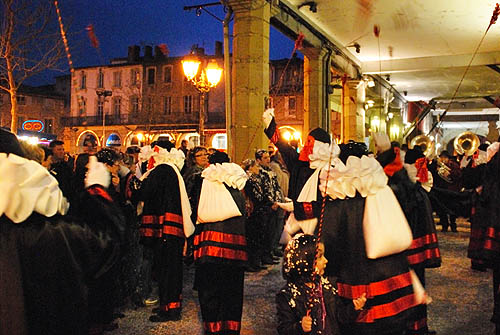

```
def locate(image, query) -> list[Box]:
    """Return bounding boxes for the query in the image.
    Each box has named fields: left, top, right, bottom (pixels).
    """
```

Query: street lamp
left=182, top=56, right=222, bottom=146
left=96, top=90, right=112, bottom=147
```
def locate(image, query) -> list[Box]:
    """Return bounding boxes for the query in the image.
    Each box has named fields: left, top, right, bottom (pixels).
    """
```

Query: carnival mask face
left=299, top=136, right=315, bottom=162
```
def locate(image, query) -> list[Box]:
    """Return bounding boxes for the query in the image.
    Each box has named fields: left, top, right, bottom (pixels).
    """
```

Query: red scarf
left=415, top=157, right=428, bottom=183
left=383, top=147, right=403, bottom=177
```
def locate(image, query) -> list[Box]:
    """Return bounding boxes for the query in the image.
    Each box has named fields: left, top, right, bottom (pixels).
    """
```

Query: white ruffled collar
left=319, top=155, right=388, bottom=199
left=152, top=147, right=185, bottom=171
left=201, top=163, right=248, bottom=190
left=0, top=153, right=69, bottom=223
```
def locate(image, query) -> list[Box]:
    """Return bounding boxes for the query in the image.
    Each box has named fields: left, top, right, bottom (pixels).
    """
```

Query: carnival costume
left=376, top=138, right=440, bottom=335
left=193, top=156, right=248, bottom=335
left=0, top=129, right=120, bottom=335
left=139, top=141, right=194, bottom=322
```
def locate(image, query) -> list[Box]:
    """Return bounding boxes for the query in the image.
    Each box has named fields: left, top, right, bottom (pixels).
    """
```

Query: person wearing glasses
left=183, top=147, right=209, bottom=221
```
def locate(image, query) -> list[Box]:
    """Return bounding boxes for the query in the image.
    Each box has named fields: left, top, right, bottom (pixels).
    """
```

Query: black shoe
left=149, top=313, right=169, bottom=322
left=245, top=265, right=261, bottom=272
left=441, top=227, right=448, bottom=232
left=151, top=307, right=160, bottom=314
left=262, top=257, right=279, bottom=265
left=451, top=228, right=458, bottom=232
left=149, top=311, right=181, bottom=322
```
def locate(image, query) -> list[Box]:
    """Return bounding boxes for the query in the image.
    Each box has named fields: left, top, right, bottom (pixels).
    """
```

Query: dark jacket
left=276, top=277, right=359, bottom=335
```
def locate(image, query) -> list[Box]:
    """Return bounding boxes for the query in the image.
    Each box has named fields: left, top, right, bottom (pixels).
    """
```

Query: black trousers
left=149, top=236, right=184, bottom=314
left=196, top=263, right=244, bottom=335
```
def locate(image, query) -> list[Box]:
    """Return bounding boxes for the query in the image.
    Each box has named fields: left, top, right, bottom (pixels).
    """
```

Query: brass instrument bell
left=409, top=134, right=435, bottom=158
left=453, top=131, right=480, bottom=156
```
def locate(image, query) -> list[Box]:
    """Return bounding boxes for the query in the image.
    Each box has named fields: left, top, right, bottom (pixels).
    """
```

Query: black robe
left=0, top=212, right=119, bottom=335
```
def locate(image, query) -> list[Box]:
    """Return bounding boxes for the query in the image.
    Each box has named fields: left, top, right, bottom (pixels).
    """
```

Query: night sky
left=30, top=0, right=295, bottom=85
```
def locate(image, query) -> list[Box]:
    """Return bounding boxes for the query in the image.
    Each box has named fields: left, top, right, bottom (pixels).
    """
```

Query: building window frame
left=163, top=96, right=172, bottom=115
left=97, top=69, right=104, bottom=89
left=130, top=95, right=139, bottom=114
left=183, top=95, right=193, bottom=114
left=113, top=96, right=122, bottom=116
left=16, top=95, right=26, bottom=105
left=130, top=68, right=140, bottom=86
left=80, top=72, right=87, bottom=89
left=147, top=67, right=156, bottom=85
left=163, top=65, right=173, bottom=84
left=96, top=98, right=104, bottom=117
left=113, top=71, right=122, bottom=88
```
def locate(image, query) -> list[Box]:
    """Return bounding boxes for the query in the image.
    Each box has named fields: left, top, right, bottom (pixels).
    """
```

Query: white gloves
left=277, top=199, right=294, bottom=212
left=85, top=156, right=111, bottom=189
left=460, top=156, right=471, bottom=169
left=373, top=132, right=391, bottom=153
left=262, top=108, right=275, bottom=129
left=118, top=164, right=130, bottom=178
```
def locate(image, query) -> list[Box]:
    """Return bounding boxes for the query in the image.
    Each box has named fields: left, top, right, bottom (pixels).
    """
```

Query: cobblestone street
left=113, top=220, right=494, bottom=335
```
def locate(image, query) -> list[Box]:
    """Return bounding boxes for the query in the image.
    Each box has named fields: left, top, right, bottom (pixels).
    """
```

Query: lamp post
left=96, top=90, right=112, bottom=147
left=182, top=56, right=222, bottom=146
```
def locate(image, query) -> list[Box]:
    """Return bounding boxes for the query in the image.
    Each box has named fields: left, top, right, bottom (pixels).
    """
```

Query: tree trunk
left=9, top=89, right=18, bottom=134
left=6, top=55, right=18, bottom=134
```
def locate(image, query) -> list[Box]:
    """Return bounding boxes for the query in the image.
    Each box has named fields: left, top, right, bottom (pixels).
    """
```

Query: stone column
left=342, top=80, right=366, bottom=142
left=228, top=0, right=270, bottom=163
left=302, top=47, right=328, bottom=134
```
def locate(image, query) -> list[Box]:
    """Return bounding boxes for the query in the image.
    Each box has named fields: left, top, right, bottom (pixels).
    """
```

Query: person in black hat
left=375, top=134, right=440, bottom=335
left=263, top=108, right=330, bottom=203
left=139, top=141, right=194, bottom=322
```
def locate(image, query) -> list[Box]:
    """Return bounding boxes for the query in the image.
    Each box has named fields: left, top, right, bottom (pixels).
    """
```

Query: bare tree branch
left=0, top=0, right=66, bottom=133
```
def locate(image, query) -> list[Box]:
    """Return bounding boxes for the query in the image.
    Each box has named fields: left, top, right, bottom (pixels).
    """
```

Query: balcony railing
left=61, top=114, right=131, bottom=126
left=61, top=112, right=226, bottom=127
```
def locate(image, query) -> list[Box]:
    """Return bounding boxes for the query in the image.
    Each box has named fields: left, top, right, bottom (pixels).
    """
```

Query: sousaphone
left=409, top=134, right=435, bottom=158
left=453, top=131, right=480, bottom=156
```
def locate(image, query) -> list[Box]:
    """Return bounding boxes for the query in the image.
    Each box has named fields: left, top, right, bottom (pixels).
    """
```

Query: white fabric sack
left=363, top=185, right=413, bottom=259
left=197, top=179, right=242, bottom=223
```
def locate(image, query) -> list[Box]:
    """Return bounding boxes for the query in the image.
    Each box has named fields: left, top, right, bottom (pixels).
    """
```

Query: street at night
left=112, top=220, right=493, bottom=335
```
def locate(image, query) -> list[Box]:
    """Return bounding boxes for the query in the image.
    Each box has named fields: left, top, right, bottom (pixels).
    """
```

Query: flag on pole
left=86, top=24, right=99, bottom=48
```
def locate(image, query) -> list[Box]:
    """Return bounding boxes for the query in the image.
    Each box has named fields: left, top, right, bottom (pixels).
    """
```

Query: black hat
left=155, top=140, right=174, bottom=152
left=339, top=140, right=368, bottom=164
left=96, top=148, right=120, bottom=166
left=209, top=150, right=230, bottom=164
left=0, top=128, right=25, bottom=157
left=405, top=148, right=425, bottom=164
left=309, top=127, right=330, bottom=144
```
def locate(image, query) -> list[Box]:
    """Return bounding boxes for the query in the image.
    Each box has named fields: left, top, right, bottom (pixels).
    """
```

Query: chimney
left=154, top=46, right=165, bottom=60
left=215, top=41, right=223, bottom=57
left=195, top=47, right=205, bottom=56
left=127, top=45, right=140, bottom=62
left=144, top=45, right=153, bottom=61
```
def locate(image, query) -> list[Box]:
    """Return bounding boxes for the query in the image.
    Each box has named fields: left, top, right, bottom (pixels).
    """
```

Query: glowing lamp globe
left=182, top=58, right=201, bottom=81
left=205, top=60, right=223, bottom=87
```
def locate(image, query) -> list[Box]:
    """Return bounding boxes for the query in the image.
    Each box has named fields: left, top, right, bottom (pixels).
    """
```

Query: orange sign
left=22, top=120, right=44, bottom=132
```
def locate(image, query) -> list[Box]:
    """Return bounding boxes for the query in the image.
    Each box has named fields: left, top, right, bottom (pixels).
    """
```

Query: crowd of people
left=1, top=107, right=500, bottom=335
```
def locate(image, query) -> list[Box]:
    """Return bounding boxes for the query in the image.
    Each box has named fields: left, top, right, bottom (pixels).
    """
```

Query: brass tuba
left=453, top=131, right=480, bottom=156
left=409, top=134, right=435, bottom=158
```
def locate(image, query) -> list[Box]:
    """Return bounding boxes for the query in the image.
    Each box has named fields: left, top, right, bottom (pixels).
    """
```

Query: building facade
left=62, top=43, right=304, bottom=154
left=0, top=85, right=66, bottom=142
